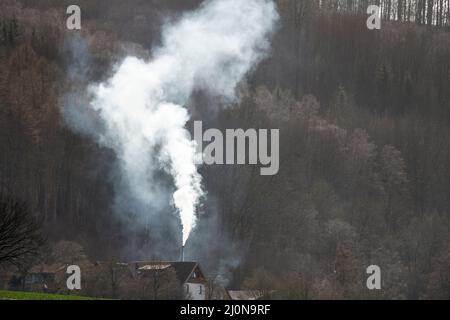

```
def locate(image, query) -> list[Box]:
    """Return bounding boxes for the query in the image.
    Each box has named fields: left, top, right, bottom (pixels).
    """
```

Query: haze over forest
left=0, top=0, right=449, bottom=299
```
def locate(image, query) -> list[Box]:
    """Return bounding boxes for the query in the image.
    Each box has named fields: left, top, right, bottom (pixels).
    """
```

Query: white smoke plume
left=84, top=0, right=278, bottom=246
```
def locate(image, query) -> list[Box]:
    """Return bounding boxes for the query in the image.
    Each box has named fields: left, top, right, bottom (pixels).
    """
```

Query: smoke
left=67, top=0, right=278, bottom=247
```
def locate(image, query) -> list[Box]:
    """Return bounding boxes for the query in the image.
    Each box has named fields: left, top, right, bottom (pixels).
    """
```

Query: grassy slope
left=0, top=290, right=98, bottom=300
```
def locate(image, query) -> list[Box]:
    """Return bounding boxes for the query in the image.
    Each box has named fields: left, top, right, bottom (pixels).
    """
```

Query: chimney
left=181, top=245, right=185, bottom=262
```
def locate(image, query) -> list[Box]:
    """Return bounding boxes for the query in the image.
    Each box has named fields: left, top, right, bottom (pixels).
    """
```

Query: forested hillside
left=0, top=0, right=449, bottom=299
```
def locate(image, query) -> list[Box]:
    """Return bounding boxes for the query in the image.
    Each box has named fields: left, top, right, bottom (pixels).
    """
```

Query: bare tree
left=101, top=260, right=128, bottom=299
left=139, top=266, right=181, bottom=300
left=0, top=195, right=44, bottom=267
left=205, top=274, right=222, bottom=300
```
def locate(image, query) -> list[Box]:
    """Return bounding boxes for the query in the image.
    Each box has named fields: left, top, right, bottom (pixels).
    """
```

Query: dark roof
left=170, top=262, right=198, bottom=283
left=228, top=290, right=263, bottom=300
left=130, top=261, right=201, bottom=283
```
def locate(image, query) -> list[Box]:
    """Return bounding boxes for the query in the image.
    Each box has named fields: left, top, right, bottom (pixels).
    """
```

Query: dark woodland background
left=0, top=0, right=449, bottom=299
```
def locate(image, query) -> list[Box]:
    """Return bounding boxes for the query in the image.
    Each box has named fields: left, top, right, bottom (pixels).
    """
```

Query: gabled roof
left=29, top=264, right=67, bottom=274
left=130, top=261, right=203, bottom=284
left=170, top=262, right=200, bottom=283
left=228, top=290, right=263, bottom=300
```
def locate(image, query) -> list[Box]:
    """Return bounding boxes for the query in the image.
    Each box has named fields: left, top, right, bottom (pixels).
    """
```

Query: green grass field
left=0, top=290, right=98, bottom=300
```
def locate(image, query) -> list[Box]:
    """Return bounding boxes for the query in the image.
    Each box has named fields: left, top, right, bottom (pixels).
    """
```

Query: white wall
left=185, top=282, right=206, bottom=300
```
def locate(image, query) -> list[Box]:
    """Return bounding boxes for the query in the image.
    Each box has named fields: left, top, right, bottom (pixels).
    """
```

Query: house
left=129, top=261, right=207, bottom=300
left=9, top=264, right=66, bottom=292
